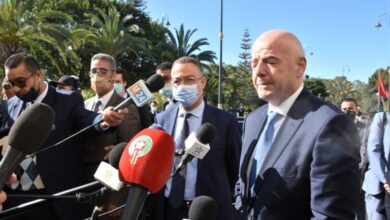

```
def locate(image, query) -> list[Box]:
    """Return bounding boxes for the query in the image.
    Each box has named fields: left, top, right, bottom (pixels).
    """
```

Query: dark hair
left=173, top=56, right=204, bottom=75
left=340, top=97, right=358, bottom=107
left=115, top=67, right=130, bottom=84
left=156, top=61, right=172, bottom=71
left=4, top=53, right=40, bottom=73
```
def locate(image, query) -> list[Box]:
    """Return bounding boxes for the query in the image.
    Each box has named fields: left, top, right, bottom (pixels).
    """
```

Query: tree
left=238, top=29, right=251, bottom=74
left=304, top=76, right=328, bottom=99
left=325, top=76, right=356, bottom=106
left=160, top=24, right=216, bottom=69
left=0, top=0, right=78, bottom=76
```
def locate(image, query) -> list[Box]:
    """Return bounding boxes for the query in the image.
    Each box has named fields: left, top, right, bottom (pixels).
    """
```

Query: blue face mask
left=172, top=84, right=199, bottom=108
left=159, top=84, right=172, bottom=98
left=113, top=83, right=124, bottom=95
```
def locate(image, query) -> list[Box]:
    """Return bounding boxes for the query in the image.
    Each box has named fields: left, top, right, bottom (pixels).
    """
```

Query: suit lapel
left=253, top=88, right=312, bottom=193
left=166, top=105, right=180, bottom=135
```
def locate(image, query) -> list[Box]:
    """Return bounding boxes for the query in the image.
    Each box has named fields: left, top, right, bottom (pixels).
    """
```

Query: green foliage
left=0, top=0, right=78, bottom=77
left=159, top=24, right=217, bottom=70
left=238, top=29, right=251, bottom=74
left=304, top=76, right=328, bottom=99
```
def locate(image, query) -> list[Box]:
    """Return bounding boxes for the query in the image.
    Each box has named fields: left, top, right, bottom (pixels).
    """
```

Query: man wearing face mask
left=84, top=54, right=142, bottom=219
left=149, top=56, right=242, bottom=220
left=156, top=61, right=176, bottom=110
left=340, top=97, right=369, bottom=220
left=2, top=53, right=127, bottom=220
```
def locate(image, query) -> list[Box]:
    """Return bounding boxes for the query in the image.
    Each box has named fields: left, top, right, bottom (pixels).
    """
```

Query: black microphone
left=0, top=103, right=54, bottom=189
left=188, top=196, right=218, bottom=220
left=113, top=74, right=164, bottom=111
left=175, top=123, right=216, bottom=175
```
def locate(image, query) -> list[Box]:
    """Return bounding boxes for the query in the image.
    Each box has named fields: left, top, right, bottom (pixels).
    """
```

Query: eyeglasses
left=89, top=68, right=112, bottom=76
left=6, top=72, right=36, bottom=88
left=171, top=76, right=203, bottom=86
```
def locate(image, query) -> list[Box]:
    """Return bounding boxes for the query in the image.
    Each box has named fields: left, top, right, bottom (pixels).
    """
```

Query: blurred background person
left=49, top=75, right=80, bottom=92
left=156, top=61, right=175, bottom=110
left=83, top=53, right=142, bottom=219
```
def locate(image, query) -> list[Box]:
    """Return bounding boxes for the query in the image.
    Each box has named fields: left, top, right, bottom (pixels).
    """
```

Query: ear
left=296, top=57, right=306, bottom=78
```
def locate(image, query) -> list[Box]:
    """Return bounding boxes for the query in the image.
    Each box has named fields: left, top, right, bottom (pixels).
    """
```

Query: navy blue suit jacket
left=234, top=88, right=361, bottom=220
left=4, top=86, right=99, bottom=220
left=152, top=103, right=242, bottom=220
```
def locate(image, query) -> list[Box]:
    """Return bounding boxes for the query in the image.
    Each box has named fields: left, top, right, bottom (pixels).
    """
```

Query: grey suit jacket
left=235, top=88, right=361, bottom=220
left=84, top=91, right=142, bottom=205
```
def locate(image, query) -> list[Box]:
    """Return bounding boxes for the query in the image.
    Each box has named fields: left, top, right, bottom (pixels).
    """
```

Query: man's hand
left=100, top=107, right=128, bottom=128
left=383, top=180, right=390, bottom=194
left=0, top=174, right=17, bottom=211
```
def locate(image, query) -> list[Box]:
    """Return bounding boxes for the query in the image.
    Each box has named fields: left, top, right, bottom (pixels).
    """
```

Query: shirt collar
left=178, top=100, right=205, bottom=119
left=95, top=89, right=115, bottom=108
left=268, top=84, right=303, bottom=116
left=35, top=82, right=49, bottom=103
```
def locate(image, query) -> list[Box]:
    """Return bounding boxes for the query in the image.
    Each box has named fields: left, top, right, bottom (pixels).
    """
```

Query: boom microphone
left=175, top=123, right=216, bottom=175
left=118, top=127, right=174, bottom=220
left=0, top=103, right=54, bottom=189
left=113, top=74, right=164, bottom=111
left=188, top=196, right=218, bottom=220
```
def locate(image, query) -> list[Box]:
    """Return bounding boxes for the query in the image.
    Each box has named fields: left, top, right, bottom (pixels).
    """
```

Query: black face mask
left=17, top=87, right=39, bottom=102
left=343, top=110, right=356, bottom=121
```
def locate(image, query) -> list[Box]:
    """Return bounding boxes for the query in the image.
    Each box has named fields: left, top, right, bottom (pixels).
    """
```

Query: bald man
left=233, top=30, right=361, bottom=220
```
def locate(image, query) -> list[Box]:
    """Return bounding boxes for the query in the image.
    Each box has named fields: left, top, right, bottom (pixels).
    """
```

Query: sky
left=145, top=0, right=390, bottom=83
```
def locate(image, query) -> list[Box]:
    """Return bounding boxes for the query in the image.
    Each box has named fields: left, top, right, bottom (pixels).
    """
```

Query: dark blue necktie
left=249, top=111, right=281, bottom=187
left=169, top=112, right=192, bottom=208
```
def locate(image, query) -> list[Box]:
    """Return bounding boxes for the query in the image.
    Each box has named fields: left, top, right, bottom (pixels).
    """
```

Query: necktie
left=93, top=100, right=102, bottom=113
left=169, top=112, right=192, bottom=208
left=249, top=111, right=281, bottom=187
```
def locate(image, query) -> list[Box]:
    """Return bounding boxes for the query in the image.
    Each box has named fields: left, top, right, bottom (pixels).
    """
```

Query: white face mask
left=172, top=84, right=199, bottom=108
left=113, top=83, right=125, bottom=95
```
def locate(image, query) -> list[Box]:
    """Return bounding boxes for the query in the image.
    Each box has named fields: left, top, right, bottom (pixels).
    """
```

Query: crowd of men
left=0, top=29, right=388, bottom=220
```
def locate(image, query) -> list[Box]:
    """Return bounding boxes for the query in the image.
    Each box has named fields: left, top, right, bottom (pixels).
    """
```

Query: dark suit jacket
left=234, top=88, right=361, bottom=220
left=84, top=91, right=142, bottom=205
left=4, top=86, right=102, bottom=220
left=151, top=103, right=242, bottom=220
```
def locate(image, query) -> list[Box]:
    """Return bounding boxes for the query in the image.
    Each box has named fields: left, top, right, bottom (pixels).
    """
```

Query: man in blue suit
left=150, top=56, right=242, bottom=220
left=2, top=53, right=127, bottom=220
left=234, top=30, right=361, bottom=220
left=363, top=112, right=389, bottom=220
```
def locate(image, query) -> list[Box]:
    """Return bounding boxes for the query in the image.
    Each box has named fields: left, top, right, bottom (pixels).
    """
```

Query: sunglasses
left=7, top=72, right=36, bottom=88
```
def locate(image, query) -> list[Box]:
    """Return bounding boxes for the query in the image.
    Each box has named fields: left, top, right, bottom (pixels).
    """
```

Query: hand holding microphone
left=98, top=74, right=164, bottom=127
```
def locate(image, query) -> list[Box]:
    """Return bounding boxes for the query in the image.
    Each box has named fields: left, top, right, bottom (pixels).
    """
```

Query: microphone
left=113, top=74, right=164, bottom=111
left=175, top=123, right=216, bottom=175
left=0, top=103, right=54, bottom=189
left=188, top=196, right=218, bottom=220
left=118, top=127, right=174, bottom=220
left=94, top=142, right=127, bottom=191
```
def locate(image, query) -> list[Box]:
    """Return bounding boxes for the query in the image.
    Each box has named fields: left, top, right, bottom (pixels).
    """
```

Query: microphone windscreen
left=188, top=196, right=218, bottom=220
left=8, top=103, right=55, bottom=154
left=145, top=74, right=165, bottom=93
left=119, top=128, right=174, bottom=193
left=108, top=142, right=127, bottom=169
left=148, top=123, right=165, bottom=131
left=196, top=123, right=216, bottom=144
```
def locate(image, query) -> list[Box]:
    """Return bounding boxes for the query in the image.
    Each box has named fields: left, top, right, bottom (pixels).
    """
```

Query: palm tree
left=74, top=6, right=146, bottom=60
left=325, top=76, right=356, bottom=105
left=0, top=0, right=78, bottom=73
left=159, top=24, right=216, bottom=68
